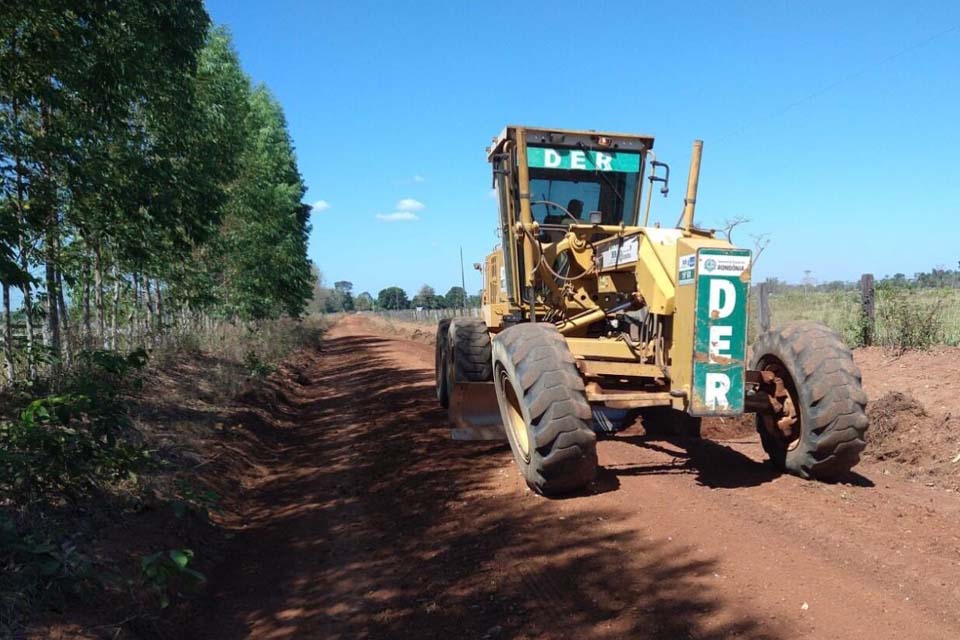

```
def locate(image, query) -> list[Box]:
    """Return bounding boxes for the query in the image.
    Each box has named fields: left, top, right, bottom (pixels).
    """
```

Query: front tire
left=751, top=321, right=868, bottom=480
left=492, top=323, right=597, bottom=495
left=435, top=319, right=451, bottom=407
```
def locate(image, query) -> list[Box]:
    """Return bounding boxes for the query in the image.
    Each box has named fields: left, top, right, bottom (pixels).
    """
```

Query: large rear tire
left=751, top=321, right=868, bottom=480
left=435, top=319, right=451, bottom=407
left=492, top=323, right=597, bottom=495
left=445, top=318, right=493, bottom=389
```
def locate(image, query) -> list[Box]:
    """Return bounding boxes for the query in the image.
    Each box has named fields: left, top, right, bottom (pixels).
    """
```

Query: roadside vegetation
left=0, top=3, right=318, bottom=635
left=754, top=267, right=960, bottom=351
left=354, top=266, right=960, bottom=354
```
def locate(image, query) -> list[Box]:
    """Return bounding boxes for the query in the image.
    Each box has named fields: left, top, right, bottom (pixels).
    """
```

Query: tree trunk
left=111, top=268, right=121, bottom=350
left=45, top=237, right=61, bottom=377
left=94, top=241, right=104, bottom=344
left=130, top=274, right=139, bottom=341
left=12, top=89, right=35, bottom=379
left=82, top=264, right=91, bottom=349
left=40, top=102, right=61, bottom=378
left=21, top=278, right=35, bottom=380
left=2, top=283, right=13, bottom=385
left=56, top=252, right=71, bottom=367
left=153, top=277, right=163, bottom=334
left=143, top=274, right=154, bottom=335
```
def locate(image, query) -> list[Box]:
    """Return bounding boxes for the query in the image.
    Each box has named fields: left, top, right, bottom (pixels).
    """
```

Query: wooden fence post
left=860, top=273, right=875, bottom=346
left=758, top=281, right=771, bottom=333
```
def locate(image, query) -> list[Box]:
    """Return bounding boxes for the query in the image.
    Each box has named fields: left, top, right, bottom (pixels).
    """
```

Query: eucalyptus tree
left=0, top=5, right=314, bottom=385
left=163, top=27, right=254, bottom=321
left=214, top=86, right=313, bottom=320
left=0, top=0, right=209, bottom=370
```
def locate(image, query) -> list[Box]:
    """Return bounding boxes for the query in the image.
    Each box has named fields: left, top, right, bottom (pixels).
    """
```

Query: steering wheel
left=530, top=200, right=580, bottom=226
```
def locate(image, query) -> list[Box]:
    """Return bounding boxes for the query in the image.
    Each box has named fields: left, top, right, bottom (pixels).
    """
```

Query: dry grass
left=152, top=317, right=326, bottom=402
left=753, top=287, right=960, bottom=348
left=749, top=289, right=862, bottom=345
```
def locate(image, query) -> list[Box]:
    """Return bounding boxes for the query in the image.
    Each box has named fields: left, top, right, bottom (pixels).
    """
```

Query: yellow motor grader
left=435, top=125, right=868, bottom=495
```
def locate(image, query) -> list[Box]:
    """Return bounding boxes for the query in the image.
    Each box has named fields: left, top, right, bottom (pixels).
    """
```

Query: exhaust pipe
left=681, top=140, right=703, bottom=236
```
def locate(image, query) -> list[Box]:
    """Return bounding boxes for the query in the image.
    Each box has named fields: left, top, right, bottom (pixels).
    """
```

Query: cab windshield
left=527, top=146, right=641, bottom=226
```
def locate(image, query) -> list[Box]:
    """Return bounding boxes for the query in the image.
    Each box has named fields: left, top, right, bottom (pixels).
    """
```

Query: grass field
left=374, top=287, right=960, bottom=350
left=751, top=287, right=960, bottom=348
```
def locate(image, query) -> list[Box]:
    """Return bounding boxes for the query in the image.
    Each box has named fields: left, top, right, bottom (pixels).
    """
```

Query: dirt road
left=187, top=316, right=960, bottom=640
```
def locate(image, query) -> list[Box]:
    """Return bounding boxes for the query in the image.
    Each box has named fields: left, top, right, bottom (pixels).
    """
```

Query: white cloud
left=376, top=211, right=419, bottom=222
left=487, top=189, right=497, bottom=200
left=413, top=175, right=426, bottom=183
left=312, top=199, right=331, bottom=212
left=396, top=198, right=425, bottom=212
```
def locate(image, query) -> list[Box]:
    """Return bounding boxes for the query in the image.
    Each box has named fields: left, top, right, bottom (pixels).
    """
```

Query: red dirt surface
left=180, top=316, right=960, bottom=639
left=854, top=346, right=960, bottom=418
left=853, top=347, right=960, bottom=489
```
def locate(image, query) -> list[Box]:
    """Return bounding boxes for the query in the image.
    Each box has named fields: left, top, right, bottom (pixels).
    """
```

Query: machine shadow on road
left=183, top=329, right=788, bottom=640
left=601, top=432, right=875, bottom=491
left=606, top=434, right=780, bottom=489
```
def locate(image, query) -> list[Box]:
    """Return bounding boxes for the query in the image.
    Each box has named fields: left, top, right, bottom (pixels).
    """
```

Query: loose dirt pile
left=864, top=391, right=960, bottom=487
left=355, top=313, right=438, bottom=344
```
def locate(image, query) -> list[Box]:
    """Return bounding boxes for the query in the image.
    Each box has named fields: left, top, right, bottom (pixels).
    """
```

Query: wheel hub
left=759, top=363, right=801, bottom=448
left=499, top=370, right=530, bottom=460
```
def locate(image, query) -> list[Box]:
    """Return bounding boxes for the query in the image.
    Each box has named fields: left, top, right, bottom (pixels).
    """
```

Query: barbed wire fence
left=368, top=307, right=482, bottom=323
left=363, top=275, right=960, bottom=350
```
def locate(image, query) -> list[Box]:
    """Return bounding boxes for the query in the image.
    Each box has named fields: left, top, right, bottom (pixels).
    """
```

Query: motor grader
left=435, top=125, right=868, bottom=495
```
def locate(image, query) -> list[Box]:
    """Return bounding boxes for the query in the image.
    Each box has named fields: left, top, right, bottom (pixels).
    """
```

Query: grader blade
left=448, top=382, right=504, bottom=441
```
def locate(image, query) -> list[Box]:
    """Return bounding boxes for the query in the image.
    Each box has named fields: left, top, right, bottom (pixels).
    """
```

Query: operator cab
left=487, top=126, right=655, bottom=304
left=527, top=145, right=643, bottom=229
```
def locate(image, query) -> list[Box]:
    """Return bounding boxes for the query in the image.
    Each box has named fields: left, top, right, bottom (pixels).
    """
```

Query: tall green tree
left=354, top=291, right=374, bottom=311
left=213, top=85, right=312, bottom=320
left=333, top=281, right=354, bottom=311
left=378, top=287, right=409, bottom=310
left=444, top=286, right=467, bottom=309
left=0, top=9, right=315, bottom=386
left=0, top=0, right=210, bottom=365
left=163, top=27, right=254, bottom=319
left=412, top=284, right=439, bottom=309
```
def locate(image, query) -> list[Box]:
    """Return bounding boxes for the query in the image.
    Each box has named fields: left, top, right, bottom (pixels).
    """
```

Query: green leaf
left=168, top=548, right=192, bottom=569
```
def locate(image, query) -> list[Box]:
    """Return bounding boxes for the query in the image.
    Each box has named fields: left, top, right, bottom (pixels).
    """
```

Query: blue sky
left=207, top=0, right=960, bottom=298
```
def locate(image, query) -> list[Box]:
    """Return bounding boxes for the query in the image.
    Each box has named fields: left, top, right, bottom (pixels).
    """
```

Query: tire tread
left=751, top=321, right=868, bottom=480
left=493, top=323, right=596, bottom=495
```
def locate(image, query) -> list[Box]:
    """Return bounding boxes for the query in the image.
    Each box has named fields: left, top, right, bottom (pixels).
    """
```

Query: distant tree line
left=761, top=263, right=960, bottom=293
left=0, top=3, right=313, bottom=385
left=309, top=277, right=480, bottom=313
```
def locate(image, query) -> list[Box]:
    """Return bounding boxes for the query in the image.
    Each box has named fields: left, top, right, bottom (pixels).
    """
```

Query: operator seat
left=541, top=198, right=583, bottom=242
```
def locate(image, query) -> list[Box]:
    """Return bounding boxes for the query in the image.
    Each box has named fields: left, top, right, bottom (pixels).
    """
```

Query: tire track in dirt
left=185, top=316, right=960, bottom=639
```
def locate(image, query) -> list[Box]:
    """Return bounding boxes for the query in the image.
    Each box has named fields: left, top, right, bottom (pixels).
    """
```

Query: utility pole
left=460, top=246, right=467, bottom=311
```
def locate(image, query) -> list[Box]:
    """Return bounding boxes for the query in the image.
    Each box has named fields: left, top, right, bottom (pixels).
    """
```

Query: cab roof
left=487, top=125, right=655, bottom=161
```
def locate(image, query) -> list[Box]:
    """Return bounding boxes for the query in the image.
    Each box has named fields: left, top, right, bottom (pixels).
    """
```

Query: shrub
left=875, top=285, right=945, bottom=354
left=140, top=549, right=206, bottom=609
left=0, top=349, right=150, bottom=504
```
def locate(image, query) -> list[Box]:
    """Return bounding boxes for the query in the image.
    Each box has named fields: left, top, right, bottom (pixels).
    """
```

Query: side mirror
left=650, top=160, right=670, bottom=196
left=642, top=159, right=671, bottom=226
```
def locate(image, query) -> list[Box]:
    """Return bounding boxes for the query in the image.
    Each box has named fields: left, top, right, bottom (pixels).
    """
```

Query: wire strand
left=717, top=23, right=960, bottom=143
